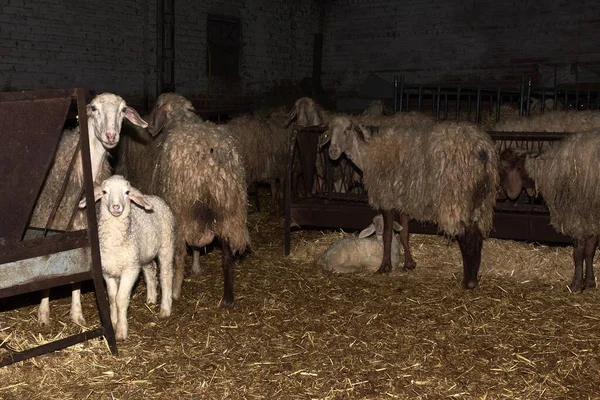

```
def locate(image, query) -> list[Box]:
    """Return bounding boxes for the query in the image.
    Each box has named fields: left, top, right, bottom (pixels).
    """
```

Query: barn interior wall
left=0, top=0, right=318, bottom=108
left=321, top=0, right=600, bottom=95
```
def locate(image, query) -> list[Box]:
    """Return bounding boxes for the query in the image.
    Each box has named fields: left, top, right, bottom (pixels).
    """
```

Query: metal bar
left=525, top=75, right=532, bottom=116
left=0, top=271, right=91, bottom=299
left=417, top=86, right=423, bottom=111
left=0, top=230, right=88, bottom=265
left=284, top=128, right=299, bottom=256
left=456, top=86, right=461, bottom=119
left=519, top=73, right=525, bottom=117
left=0, top=328, right=106, bottom=367
left=398, top=75, right=404, bottom=113
left=476, top=87, right=481, bottom=123
left=436, top=86, right=441, bottom=119
left=495, top=87, right=501, bottom=122
left=393, top=76, right=398, bottom=113
left=75, top=88, right=117, bottom=356
left=0, top=89, right=76, bottom=103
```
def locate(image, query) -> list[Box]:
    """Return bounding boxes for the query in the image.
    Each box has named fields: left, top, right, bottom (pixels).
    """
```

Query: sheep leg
left=191, top=249, right=202, bottom=276
left=37, top=290, right=51, bottom=326
left=115, top=268, right=141, bottom=341
left=400, top=213, right=416, bottom=270
left=252, top=182, right=261, bottom=212
left=104, top=275, right=119, bottom=329
left=570, top=238, right=586, bottom=292
left=142, top=262, right=158, bottom=305
left=172, top=243, right=187, bottom=300
left=69, top=283, right=86, bottom=325
left=221, top=240, right=235, bottom=307
left=376, top=209, right=395, bottom=274
left=158, top=246, right=174, bottom=318
left=584, top=236, right=598, bottom=289
left=457, top=225, right=483, bottom=289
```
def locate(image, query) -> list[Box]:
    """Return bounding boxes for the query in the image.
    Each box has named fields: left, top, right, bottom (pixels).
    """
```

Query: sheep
left=322, top=116, right=499, bottom=288
left=499, top=131, right=600, bottom=292
left=224, top=114, right=289, bottom=213
left=29, top=93, right=147, bottom=326
left=146, top=93, right=250, bottom=305
left=317, top=214, right=402, bottom=273
left=362, top=100, right=392, bottom=117
left=78, top=175, right=175, bottom=341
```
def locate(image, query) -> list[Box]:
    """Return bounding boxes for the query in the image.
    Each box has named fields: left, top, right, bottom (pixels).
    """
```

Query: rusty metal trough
left=0, top=89, right=117, bottom=367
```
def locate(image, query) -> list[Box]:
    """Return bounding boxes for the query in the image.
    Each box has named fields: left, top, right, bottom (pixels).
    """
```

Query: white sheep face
left=326, top=116, right=354, bottom=160
left=86, top=93, right=148, bottom=149
left=100, top=176, right=132, bottom=217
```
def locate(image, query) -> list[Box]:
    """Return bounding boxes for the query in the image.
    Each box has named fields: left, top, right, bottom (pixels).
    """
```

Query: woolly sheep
left=30, top=93, right=147, bottom=326
left=362, top=100, right=392, bottom=117
left=147, top=93, right=250, bottom=305
left=322, top=116, right=499, bottom=288
left=225, top=114, right=289, bottom=213
left=79, top=175, right=175, bottom=341
left=317, top=214, right=402, bottom=273
left=499, top=131, right=600, bottom=292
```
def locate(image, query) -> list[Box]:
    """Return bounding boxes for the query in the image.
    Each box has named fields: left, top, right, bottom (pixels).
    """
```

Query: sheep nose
left=112, top=204, right=121, bottom=213
left=106, top=132, right=116, bottom=143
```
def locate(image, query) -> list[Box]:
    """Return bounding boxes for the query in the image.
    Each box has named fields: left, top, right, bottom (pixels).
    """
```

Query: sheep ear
left=318, top=131, right=331, bottom=147
left=393, top=221, right=403, bottom=232
left=505, top=169, right=523, bottom=200
left=129, top=187, right=153, bottom=211
left=123, top=106, right=148, bottom=128
left=358, top=223, right=376, bottom=238
left=353, top=124, right=372, bottom=141
left=79, top=186, right=103, bottom=209
left=285, top=107, right=297, bottom=128
left=148, top=103, right=171, bottom=137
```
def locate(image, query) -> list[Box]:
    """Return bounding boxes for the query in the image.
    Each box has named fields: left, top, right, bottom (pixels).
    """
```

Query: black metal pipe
left=393, top=75, right=398, bottom=113
left=456, top=86, right=461, bottom=119
left=398, top=75, right=404, bottom=113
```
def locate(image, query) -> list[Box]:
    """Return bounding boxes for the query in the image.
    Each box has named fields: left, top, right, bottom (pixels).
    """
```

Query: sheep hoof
left=569, top=280, right=586, bottom=293
left=463, top=280, right=478, bottom=289
left=37, top=313, right=50, bottom=327
left=376, top=264, right=392, bottom=274
left=159, top=308, right=171, bottom=318
left=71, top=313, right=87, bottom=326
left=585, top=279, right=596, bottom=289
left=220, top=297, right=234, bottom=308
left=403, top=261, right=417, bottom=271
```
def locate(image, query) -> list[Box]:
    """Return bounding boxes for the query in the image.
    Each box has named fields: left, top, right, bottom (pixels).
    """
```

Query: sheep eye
left=122, top=107, right=127, bottom=113
left=90, top=105, right=97, bottom=112
left=125, top=190, right=130, bottom=195
left=102, top=190, right=107, bottom=194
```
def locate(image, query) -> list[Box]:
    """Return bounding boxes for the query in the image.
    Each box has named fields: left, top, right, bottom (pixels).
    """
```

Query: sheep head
left=78, top=175, right=153, bottom=217
left=148, top=92, right=196, bottom=137
left=321, top=116, right=373, bottom=162
left=358, top=214, right=402, bottom=239
left=87, top=93, right=147, bottom=149
left=498, top=148, right=537, bottom=200
left=286, top=97, right=326, bottom=128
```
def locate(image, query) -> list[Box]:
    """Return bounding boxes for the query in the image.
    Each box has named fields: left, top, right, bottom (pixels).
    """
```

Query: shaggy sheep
left=362, top=100, right=392, bottom=117
left=322, top=116, right=499, bottom=288
left=317, top=214, right=402, bottom=273
left=225, top=114, right=289, bottom=213
left=499, top=131, right=600, bottom=292
left=30, top=93, right=147, bottom=326
left=79, top=175, right=175, bottom=341
left=147, top=93, right=250, bottom=305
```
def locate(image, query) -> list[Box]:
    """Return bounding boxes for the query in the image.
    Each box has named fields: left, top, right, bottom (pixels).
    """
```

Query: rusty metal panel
left=0, top=95, right=71, bottom=244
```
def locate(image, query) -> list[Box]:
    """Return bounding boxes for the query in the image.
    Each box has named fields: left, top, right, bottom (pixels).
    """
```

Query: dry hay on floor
left=1, top=190, right=600, bottom=400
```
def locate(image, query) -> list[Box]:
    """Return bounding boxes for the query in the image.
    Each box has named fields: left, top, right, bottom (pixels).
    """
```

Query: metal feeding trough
left=0, top=88, right=117, bottom=367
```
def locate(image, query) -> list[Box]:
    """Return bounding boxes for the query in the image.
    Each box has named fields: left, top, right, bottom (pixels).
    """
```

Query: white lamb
left=316, top=214, right=403, bottom=273
left=79, top=175, right=175, bottom=341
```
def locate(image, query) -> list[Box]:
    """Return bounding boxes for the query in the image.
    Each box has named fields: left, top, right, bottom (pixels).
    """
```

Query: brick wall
left=0, top=0, right=318, bottom=107
left=0, top=0, right=156, bottom=104
left=322, top=0, right=600, bottom=93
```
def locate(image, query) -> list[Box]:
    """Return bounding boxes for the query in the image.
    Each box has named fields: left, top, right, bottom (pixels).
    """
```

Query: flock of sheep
left=25, top=91, right=600, bottom=341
